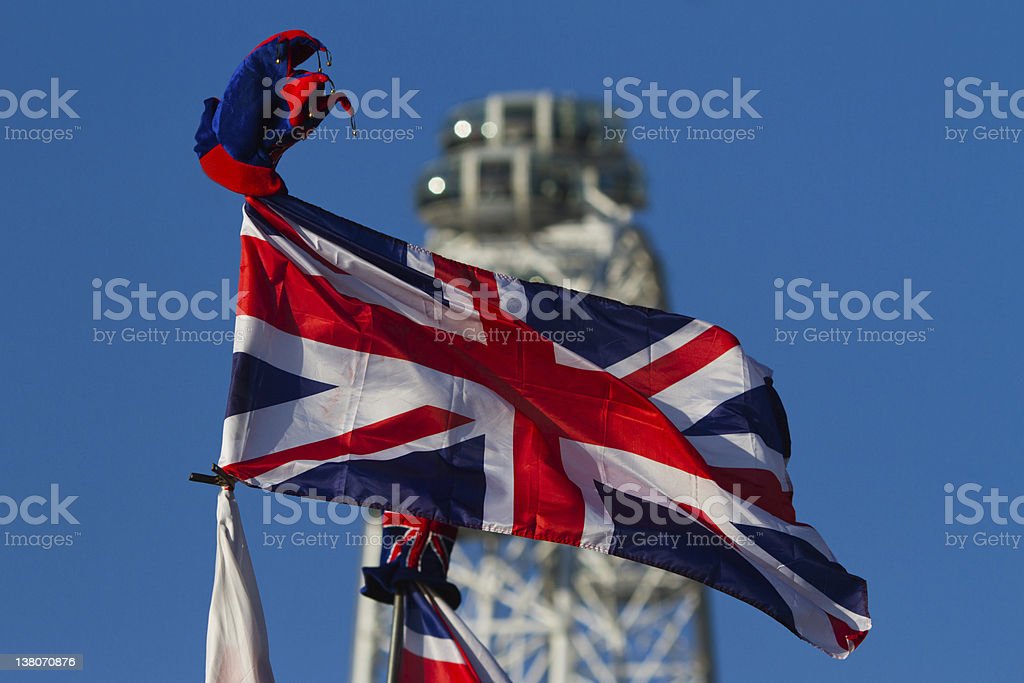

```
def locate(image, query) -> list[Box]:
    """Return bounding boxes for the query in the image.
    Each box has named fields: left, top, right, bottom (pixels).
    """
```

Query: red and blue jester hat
left=194, top=30, right=353, bottom=196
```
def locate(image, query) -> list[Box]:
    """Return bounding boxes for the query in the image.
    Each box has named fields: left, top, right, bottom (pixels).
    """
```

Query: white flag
left=205, top=488, right=275, bottom=683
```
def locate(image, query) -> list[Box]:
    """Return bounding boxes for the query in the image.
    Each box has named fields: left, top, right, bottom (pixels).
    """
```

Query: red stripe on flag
left=622, top=326, right=739, bottom=397
left=399, top=650, right=481, bottom=683
left=510, top=411, right=585, bottom=542
left=223, top=406, right=473, bottom=480
left=827, top=613, right=869, bottom=653
left=705, top=464, right=797, bottom=524
left=431, top=249, right=515, bottom=325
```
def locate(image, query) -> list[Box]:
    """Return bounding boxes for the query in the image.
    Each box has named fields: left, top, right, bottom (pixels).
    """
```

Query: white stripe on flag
left=685, top=433, right=792, bottom=492
left=403, top=630, right=465, bottom=664
left=604, top=319, right=712, bottom=378
left=405, top=246, right=435, bottom=277
left=649, top=346, right=767, bottom=430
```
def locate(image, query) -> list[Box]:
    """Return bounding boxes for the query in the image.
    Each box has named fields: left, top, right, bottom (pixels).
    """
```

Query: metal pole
left=350, top=514, right=384, bottom=683
left=548, top=547, right=575, bottom=683
left=696, top=590, right=717, bottom=683
left=385, top=587, right=406, bottom=683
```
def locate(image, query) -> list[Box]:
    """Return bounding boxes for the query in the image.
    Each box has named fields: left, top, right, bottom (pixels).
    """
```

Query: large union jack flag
left=219, top=194, right=871, bottom=657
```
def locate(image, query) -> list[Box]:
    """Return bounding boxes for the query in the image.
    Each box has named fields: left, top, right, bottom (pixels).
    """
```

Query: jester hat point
left=194, top=30, right=352, bottom=196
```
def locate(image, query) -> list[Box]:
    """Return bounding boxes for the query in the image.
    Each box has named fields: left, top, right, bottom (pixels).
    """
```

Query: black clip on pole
left=188, top=463, right=236, bottom=490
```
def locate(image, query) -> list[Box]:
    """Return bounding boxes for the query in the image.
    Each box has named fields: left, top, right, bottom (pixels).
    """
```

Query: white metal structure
left=350, top=93, right=714, bottom=683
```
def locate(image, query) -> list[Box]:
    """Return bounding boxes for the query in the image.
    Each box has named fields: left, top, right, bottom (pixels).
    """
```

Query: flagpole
left=385, top=586, right=406, bottom=683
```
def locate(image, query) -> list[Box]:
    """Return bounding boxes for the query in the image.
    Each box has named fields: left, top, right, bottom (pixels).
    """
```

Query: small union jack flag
left=362, top=512, right=461, bottom=608
left=384, top=512, right=456, bottom=573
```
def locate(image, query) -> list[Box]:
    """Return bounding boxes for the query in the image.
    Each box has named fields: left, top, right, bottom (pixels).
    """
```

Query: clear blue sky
left=2, top=1, right=1022, bottom=681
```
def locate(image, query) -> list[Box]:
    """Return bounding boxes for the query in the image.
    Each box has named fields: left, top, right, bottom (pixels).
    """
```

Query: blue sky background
left=1, top=1, right=1022, bottom=680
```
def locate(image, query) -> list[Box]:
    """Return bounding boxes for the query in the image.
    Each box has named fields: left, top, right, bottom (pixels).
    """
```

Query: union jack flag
left=361, top=512, right=461, bottom=608
left=384, top=513, right=454, bottom=572
left=219, top=193, right=871, bottom=657
left=400, top=583, right=511, bottom=683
